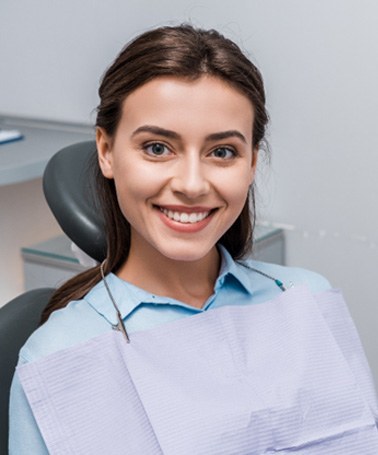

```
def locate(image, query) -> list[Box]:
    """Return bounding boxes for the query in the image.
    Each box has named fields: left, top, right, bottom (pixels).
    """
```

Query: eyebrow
left=131, top=125, right=180, bottom=140
left=131, top=125, right=247, bottom=144
left=206, top=130, right=247, bottom=144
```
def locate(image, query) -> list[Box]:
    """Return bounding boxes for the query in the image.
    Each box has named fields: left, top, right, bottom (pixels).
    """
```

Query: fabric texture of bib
left=18, top=285, right=378, bottom=454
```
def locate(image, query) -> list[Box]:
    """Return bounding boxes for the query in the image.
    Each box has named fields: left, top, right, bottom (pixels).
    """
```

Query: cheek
left=229, top=188, right=250, bottom=214
left=221, top=170, right=252, bottom=208
left=112, top=169, right=160, bottom=217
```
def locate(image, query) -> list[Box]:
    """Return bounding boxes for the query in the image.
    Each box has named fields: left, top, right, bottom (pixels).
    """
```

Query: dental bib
left=18, top=285, right=378, bottom=454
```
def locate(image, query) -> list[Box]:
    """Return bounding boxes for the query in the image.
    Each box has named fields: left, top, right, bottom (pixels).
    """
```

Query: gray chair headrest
left=43, top=141, right=107, bottom=263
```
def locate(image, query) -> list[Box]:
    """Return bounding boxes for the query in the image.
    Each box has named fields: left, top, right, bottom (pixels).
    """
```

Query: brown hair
left=41, top=24, right=268, bottom=323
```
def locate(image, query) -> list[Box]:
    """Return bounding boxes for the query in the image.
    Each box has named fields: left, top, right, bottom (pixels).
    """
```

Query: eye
left=210, top=147, right=236, bottom=160
left=144, top=142, right=171, bottom=157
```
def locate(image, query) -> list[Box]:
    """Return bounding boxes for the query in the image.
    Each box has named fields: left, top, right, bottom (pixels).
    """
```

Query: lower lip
left=157, top=209, right=215, bottom=233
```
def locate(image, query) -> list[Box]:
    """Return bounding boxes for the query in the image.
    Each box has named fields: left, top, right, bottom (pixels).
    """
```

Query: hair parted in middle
left=41, top=24, right=269, bottom=323
left=96, top=24, right=269, bottom=269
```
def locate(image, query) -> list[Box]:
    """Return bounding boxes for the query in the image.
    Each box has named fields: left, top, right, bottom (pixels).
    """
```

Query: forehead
left=118, top=76, right=254, bottom=140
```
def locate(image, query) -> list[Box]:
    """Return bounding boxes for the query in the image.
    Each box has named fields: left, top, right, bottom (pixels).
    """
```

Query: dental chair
left=0, top=288, right=54, bottom=454
left=0, top=141, right=105, bottom=454
left=43, top=140, right=106, bottom=262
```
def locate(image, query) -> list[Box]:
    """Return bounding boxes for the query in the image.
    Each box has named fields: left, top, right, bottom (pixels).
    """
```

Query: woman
left=9, top=25, right=378, bottom=454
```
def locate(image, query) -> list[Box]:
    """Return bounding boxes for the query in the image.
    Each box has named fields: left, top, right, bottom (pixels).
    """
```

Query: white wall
left=1, top=0, right=377, bottom=385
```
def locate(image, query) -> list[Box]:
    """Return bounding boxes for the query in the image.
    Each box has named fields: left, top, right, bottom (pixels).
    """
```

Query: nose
left=170, top=153, right=210, bottom=199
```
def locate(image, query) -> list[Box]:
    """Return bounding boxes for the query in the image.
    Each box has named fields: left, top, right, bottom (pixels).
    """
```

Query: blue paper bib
left=18, top=286, right=378, bottom=454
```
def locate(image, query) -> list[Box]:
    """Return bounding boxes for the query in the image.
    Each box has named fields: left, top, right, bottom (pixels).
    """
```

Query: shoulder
left=19, top=296, right=110, bottom=364
left=240, top=258, right=332, bottom=294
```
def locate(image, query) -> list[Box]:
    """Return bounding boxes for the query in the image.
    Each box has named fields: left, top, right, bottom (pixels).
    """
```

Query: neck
left=116, top=241, right=220, bottom=309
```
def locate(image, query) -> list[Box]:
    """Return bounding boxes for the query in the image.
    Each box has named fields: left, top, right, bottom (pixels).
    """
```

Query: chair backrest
left=3, top=141, right=106, bottom=452
left=0, top=288, right=54, bottom=455
left=43, top=140, right=107, bottom=263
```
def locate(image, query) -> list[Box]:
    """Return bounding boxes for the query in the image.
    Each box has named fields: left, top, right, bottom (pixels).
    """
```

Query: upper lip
left=155, top=204, right=215, bottom=213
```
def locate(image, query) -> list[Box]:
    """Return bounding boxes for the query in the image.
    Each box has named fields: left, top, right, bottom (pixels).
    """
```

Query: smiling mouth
left=158, top=207, right=214, bottom=224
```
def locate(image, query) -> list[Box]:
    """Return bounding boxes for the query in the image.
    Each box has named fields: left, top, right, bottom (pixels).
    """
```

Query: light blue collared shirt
left=9, top=246, right=330, bottom=454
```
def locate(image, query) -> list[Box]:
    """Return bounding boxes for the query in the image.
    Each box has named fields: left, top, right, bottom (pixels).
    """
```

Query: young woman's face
left=97, top=75, right=257, bottom=263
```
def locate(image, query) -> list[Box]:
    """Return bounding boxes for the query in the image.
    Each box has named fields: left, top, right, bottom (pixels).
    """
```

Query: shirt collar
left=85, top=245, right=253, bottom=325
left=215, top=244, right=253, bottom=295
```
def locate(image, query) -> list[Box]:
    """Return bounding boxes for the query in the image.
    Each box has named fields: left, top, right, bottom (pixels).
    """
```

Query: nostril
left=170, top=174, right=210, bottom=198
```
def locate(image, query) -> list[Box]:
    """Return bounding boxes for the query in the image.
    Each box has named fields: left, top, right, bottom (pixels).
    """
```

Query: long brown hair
left=41, top=24, right=269, bottom=324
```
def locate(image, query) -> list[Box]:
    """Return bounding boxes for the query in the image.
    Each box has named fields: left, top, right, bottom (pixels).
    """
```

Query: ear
left=249, top=148, right=259, bottom=184
left=96, top=127, right=114, bottom=179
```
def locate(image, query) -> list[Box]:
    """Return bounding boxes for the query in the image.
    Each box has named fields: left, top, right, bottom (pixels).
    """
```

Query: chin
left=158, top=245, right=215, bottom=263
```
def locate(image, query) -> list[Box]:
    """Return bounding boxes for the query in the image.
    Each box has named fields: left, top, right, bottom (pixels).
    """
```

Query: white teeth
left=181, top=213, right=189, bottom=223
left=160, top=208, right=210, bottom=224
left=188, top=213, right=198, bottom=223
